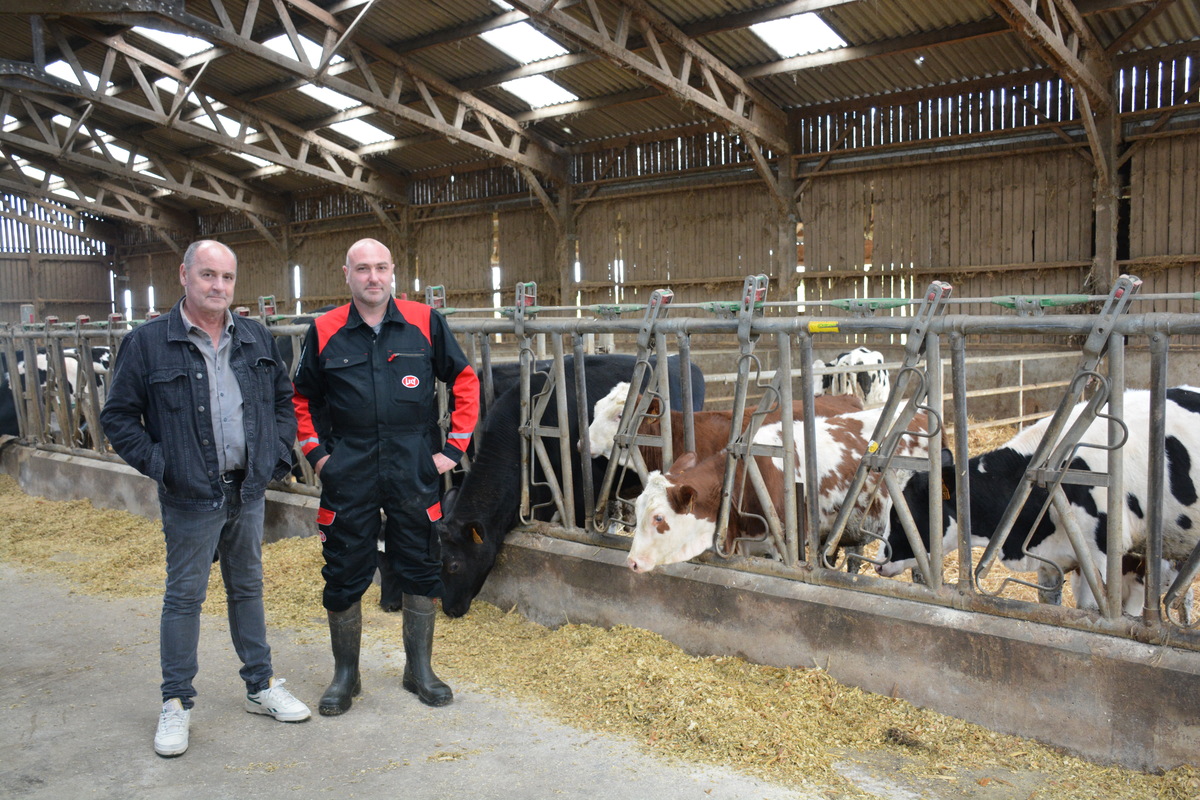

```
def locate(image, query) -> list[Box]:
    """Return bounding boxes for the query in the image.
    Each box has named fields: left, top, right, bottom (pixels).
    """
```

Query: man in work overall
left=101, top=239, right=310, bottom=758
left=292, top=237, right=479, bottom=714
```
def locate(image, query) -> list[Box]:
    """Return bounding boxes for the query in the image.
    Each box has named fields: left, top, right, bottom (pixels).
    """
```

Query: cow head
left=878, top=448, right=956, bottom=578
left=627, top=452, right=719, bottom=573
left=436, top=486, right=500, bottom=618
left=584, top=381, right=629, bottom=458
left=438, top=513, right=496, bottom=617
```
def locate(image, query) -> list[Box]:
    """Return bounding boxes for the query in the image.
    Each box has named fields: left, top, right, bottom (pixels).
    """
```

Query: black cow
left=0, top=354, right=16, bottom=437
left=437, top=354, right=705, bottom=617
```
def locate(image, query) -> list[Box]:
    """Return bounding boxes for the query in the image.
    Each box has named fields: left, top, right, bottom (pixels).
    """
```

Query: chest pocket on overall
left=385, top=351, right=433, bottom=408
left=323, top=351, right=372, bottom=416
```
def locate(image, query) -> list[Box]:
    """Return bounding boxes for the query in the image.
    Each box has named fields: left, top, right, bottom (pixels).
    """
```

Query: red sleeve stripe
left=446, top=364, right=480, bottom=453
left=294, top=304, right=349, bottom=455
left=293, top=393, right=321, bottom=455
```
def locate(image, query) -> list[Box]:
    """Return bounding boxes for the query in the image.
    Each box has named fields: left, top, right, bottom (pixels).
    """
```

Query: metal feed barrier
left=3, top=278, right=1200, bottom=650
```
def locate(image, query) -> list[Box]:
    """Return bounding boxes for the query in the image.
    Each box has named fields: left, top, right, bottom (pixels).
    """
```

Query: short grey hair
left=182, top=240, right=237, bottom=270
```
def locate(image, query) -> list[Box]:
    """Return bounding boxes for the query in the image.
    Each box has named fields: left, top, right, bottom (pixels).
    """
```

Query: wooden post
left=557, top=185, right=574, bottom=309
left=1091, top=101, right=1120, bottom=293
left=776, top=161, right=797, bottom=306
left=27, top=219, right=42, bottom=319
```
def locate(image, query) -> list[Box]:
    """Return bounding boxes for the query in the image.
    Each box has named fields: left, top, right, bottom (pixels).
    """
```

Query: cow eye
left=447, top=560, right=461, bottom=575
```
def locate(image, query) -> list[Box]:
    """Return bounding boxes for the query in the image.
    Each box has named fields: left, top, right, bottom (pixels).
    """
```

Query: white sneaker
left=154, top=698, right=191, bottom=757
left=245, top=677, right=311, bottom=722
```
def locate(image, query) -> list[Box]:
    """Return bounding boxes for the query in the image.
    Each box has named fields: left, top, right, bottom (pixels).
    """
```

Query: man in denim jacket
left=101, top=239, right=310, bottom=757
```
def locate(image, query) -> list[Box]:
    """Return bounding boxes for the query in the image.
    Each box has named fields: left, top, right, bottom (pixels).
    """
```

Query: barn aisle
left=0, top=562, right=815, bottom=800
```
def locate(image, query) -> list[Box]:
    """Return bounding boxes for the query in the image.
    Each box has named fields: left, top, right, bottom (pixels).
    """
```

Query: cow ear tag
left=942, top=483, right=951, bottom=500
left=470, top=527, right=484, bottom=545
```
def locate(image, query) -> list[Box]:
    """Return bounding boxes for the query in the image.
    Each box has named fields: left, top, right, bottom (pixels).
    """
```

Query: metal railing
left=3, top=279, right=1200, bottom=650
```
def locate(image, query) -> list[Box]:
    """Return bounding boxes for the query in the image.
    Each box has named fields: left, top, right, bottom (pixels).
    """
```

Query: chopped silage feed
left=1, top=472, right=1196, bottom=799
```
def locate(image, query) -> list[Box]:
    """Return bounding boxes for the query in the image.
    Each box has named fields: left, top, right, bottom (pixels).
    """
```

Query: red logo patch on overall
left=402, top=375, right=420, bottom=388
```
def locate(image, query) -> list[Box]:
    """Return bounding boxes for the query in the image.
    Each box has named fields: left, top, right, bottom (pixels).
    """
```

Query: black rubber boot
left=401, top=594, right=453, bottom=707
left=319, top=602, right=362, bottom=716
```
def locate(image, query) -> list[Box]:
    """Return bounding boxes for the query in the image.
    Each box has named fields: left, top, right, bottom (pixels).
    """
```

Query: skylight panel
left=327, top=119, right=392, bottom=145
left=751, top=13, right=846, bottom=58
left=130, top=26, right=212, bottom=57
left=480, top=22, right=567, bottom=64
left=263, top=33, right=344, bottom=68
left=297, top=84, right=360, bottom=111
left=94, top=140, right=132, bottom=163
left=44, top=60, right=110, bottom=92
left=193, top=112, right=254, bottom=138
left=500, top=75, right=577, bottom=109
left=20, top=164, right=46, bottom=181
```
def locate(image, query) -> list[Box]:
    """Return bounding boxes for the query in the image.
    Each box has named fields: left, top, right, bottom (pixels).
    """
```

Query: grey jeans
left=159, top=478, right=272, bottom=707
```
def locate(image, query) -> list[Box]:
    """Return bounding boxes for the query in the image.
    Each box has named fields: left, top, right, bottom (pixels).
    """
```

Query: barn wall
left=1127, top=134, right=1200, bottom=317
left=119, top=250, right=181, bottom=318
left=800, top=151, right=1096, bottom=349
left=0, top=254, right=112, bottom=324
left=415, top=214, right=493, bottom=309
left=498, top=208, right=559, bottom=307
left=96, top=131, right=1199, bottom=335
left=798, top=139, right=1200, bottom=350
left=575, top=185, right=777, bottom=310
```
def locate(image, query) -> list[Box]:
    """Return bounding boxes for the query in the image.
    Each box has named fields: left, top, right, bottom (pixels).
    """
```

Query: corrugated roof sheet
left=0, top=0, right=1195, bottom=216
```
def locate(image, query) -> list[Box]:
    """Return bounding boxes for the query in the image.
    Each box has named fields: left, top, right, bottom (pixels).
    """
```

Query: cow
left=1070, top=554, right=1192, bottom=621
left=877, top=387, right=1200, bottom=616
left=586, top=381, right=863, bottom=472
left=627, top=404, right=929, bottom=573
left=821, top=347, right=890, bottom=407
left=1, top=346, right=112, bottom=441
left=0, top=355, right=16, bottom=437
left=438, top=354, right=705, bottom=617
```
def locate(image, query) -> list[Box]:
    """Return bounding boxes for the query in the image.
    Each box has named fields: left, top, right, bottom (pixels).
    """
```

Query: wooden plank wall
left=415, top=215, right=492, bottom=309
left=16, top=131, right=1193, bottom=342
left=1128, top=135, right=1200, bottom=316
left=0, top=254, right=112, bottom=323
left=575, top=185, right=777, bottom=309
left=498, top=209, right=558, bottom=308
left=802, top=151, right=1096, bottom=349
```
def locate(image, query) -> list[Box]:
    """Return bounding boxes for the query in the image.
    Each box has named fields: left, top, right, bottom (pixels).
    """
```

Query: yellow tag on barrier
left=808, top=320, right=840, bottom=334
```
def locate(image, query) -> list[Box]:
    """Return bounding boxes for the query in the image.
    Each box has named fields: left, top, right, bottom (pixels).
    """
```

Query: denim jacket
left=100, top=297, right=296, bottom=511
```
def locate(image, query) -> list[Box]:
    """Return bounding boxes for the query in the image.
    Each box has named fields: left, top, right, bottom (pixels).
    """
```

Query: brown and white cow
left=586, top=380, right=862, bottom=473
left=627, top=405, right=929, bottom=572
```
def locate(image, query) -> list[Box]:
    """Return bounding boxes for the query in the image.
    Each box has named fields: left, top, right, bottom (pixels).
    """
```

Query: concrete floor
left=0, top=562, right=818, bottom=800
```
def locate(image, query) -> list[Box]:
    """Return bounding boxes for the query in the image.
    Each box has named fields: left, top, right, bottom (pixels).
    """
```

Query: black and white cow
left=878, top=387, right=1200, bottom=614
left=820, top=347, right=890, bottom=407
left=0, top=354, right=17, bottom=437
left=438, top=354, right=705, bottom=617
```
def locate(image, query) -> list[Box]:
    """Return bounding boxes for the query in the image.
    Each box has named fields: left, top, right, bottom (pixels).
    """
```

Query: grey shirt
left=180, top=306, right=246, bottom=473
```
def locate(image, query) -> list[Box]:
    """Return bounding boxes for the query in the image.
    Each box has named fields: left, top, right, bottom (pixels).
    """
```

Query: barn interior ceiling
left=0, top=0, right=1196, bottom=251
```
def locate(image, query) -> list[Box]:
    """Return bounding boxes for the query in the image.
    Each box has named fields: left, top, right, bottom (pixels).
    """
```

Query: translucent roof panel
left=751, top=13, right=847, bottom=59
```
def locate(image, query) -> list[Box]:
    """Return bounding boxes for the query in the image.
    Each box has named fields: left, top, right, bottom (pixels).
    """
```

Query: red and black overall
left=292, top=299, right=479, bottom=612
